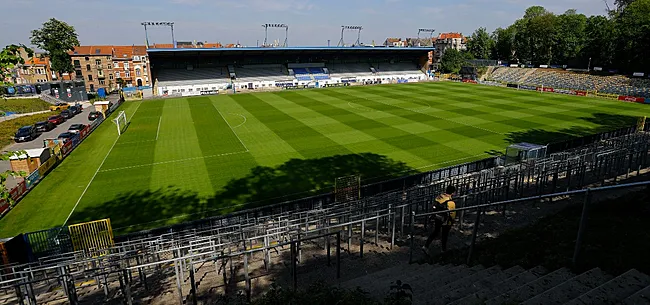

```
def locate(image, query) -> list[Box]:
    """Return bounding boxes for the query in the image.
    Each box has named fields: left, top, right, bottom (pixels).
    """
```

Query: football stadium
left=2, top=22, right=650, bottom=305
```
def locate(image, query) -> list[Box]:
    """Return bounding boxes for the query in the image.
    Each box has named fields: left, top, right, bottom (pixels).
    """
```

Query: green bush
left=0, top=98, right=51, bottom=113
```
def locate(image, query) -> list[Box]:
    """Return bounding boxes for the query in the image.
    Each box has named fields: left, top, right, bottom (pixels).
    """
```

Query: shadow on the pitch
left=68, top=153, right=414, bottom=233
left=503, top=113, right=638, bottom=146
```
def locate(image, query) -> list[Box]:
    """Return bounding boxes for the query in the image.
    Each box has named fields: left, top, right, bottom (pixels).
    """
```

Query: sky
left=1, top=0, right=610, bottom=48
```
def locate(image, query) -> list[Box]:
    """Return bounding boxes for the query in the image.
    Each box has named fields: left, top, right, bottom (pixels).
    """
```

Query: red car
left=48, top=115, right=65, bottom=125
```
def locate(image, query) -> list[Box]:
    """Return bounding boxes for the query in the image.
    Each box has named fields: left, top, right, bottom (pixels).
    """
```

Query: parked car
left=57, top=132, right=75, bottom=144
left=68, top=124, right=87, bottom=134
left=69, top=106, right=82, bottom=115
left=60, top=109, right=74, bottom=119
left=35, top=121, right=55, bottom=132
left=88, top=111, right=102, bottom=121
left=48, top=115, right=65, bottom=125
left=49, top=103, right=69, bottom=111
left=14, top=125, right=39, bottom=142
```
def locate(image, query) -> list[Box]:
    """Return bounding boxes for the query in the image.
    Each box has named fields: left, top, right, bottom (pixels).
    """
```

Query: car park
left=48, top=115, right=65, bottom=125
left=60, top=109, right=74, bottom=119
left=14, top=125, right=39, bottom=142
left=88, top=111, right=102, bottom=121
left=35, top=121, right=55, bottom=132
left=49, top=103, right=69, bottom=111
left=68, top=124, right=87, bottom=134
left=69, top=106, right=82, bottom=115
left=57, top=132, right=75, bottom=144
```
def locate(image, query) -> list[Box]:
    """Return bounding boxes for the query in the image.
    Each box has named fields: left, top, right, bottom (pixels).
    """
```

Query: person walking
left=422, top=185, right=457, bottom=254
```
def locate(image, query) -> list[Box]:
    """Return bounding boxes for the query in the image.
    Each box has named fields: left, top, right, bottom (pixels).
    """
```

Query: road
left=7, top=103, right=96, bottom=152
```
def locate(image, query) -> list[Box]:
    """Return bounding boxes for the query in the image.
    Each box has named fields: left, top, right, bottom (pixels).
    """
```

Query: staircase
left=39, top=93, right=66, bottom=105
left=519, top=68, right=538, bottom=84
left=341, top=263, right=650, bottom=304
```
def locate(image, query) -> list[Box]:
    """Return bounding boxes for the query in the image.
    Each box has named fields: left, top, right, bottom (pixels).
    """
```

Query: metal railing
left=410, top=180, right=650, bottom=266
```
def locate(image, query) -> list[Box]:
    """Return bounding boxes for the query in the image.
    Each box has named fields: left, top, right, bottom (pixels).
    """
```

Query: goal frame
left=113, top=111, right=128, bottom=135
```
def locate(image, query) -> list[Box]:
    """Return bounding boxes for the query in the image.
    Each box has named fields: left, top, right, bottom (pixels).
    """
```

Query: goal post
left=113, top=111, right=128, bottom=135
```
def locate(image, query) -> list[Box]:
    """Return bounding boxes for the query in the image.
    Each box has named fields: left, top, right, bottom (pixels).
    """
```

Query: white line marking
left=116, top=139, right=157, bottom=145
left=99, top=151, right=248, bottom=172
left=228, top=113, right=247, bottom=128
left=156, top=117, right=162, bottom=140
left=63, top=131, right=120, bottom=226
left=63, top=100, right=144, bottom=226
left=212, top=103, right=249, bottom=152
left=129, top=100, right=143, bottom=121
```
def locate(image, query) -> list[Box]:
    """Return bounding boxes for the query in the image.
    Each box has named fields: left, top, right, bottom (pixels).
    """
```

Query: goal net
left=112, top=111, right=128, bottom=135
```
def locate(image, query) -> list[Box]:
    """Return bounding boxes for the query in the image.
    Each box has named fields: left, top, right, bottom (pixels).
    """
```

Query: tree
left=515, top=6, right=557, bottom=65
left=492, top=26, right=516, bottom=61
left=466, top=27, right=494, bottom=59
left=116, top=78, right=127, bottom=89
left=440, top=49, right=466, bottom=74
left=614, top=0, right=650, bottom=71
left=581, top=15, right=616, bottom=68
left=553, top=10, right=587, bottom=65
left=1, top=45, right=32, bottom=86
left=30, top=18, right=80, bottom=78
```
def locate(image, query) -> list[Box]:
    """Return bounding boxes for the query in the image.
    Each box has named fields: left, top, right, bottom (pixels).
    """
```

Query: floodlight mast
left=417, top=28, right=436, bottom=46
left=262, top=23, right=289, bottom=47
left=141, top=22, right=175, bottom=48
left=338, top=25, right=363, bottom=47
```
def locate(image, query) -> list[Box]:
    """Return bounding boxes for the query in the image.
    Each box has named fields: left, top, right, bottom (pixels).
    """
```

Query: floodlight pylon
left=338, top=25, right=363, bottom=47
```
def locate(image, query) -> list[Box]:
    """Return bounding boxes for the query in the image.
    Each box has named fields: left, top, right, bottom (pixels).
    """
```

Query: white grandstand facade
left=148, top=47, right=436, bottom=96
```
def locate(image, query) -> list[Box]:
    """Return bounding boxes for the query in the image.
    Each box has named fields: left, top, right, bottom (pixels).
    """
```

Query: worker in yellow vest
left=422, top=185, right=457, bottom=254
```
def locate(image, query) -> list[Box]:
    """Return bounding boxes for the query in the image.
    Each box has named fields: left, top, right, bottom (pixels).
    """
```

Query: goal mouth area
left=113, top=111, right=130, bottom=135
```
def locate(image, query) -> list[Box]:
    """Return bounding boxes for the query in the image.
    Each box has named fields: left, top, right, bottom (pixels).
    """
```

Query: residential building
left=433, top=32, right=467, bottom=67
left=68, top=46, right=114, bottom=92
left=383, top=38, right=407, bottom=47
left=69, top=45, right=153, bottom=91
left=113, top=45, right=151, bottom=88
left=11, top=48, right=53, bottom=84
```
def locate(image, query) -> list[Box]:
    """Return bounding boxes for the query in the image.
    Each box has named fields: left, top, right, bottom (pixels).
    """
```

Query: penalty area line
left=156, top=117, right=162, bottom=140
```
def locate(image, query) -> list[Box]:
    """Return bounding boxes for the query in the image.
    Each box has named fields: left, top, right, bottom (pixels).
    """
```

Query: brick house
left=112, top=45, right=151, bottom=88
left=69, top=46, right=114, bottom=92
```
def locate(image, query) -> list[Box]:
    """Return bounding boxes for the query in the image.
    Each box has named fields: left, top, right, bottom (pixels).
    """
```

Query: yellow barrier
left=38, top=155, right=58, bottom=176
left=68, top=219, right=114, bottom=253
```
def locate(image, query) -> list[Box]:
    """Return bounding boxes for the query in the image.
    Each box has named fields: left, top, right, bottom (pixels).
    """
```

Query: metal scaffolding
left=1, top=132, right=650, bottom=304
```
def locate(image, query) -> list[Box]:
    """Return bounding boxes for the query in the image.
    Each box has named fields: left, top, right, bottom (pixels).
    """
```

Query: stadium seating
left=487, top=67, right=650, bottom=98
left=326, top=63, right=373, bottom=78
left=156, top=67, right=229, bottom=87
left=374, top=62, right=422, bottom=75
left=234, top=64, right=290, bottom=82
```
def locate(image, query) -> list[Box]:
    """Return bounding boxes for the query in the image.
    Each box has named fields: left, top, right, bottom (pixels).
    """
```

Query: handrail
left=409, top=179, right=650, bottom=265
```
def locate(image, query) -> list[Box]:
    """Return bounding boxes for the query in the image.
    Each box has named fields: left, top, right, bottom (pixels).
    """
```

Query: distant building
left=12, top=48, right=54, bottom=84
left=433, top=32, right=467, bottom=67
left=69, top=45, right=153, bottom=92
left=69, top=46, right=114, bottom=92
left=383, top=38, right=407, bottom=47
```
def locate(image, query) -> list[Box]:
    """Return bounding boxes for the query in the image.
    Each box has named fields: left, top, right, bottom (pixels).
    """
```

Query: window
left=115, top=72, right=120, bottom=78
left=95, top=59, right=101, bottom=65
left=85, top=56, right=89, bottom=61
left=135, top=69, right=141, bottom=76
left=109, top=74, right=114, bottom=80
left=145, top=76, right=149, bottom=82
left=133, top=56, right=140, bottom=61
left=99, top=80, right=105, bottom=85
left=88, top=75, right=93, bottom=81
left=124, top=62, right=129, bottom=69
left=107, top=64, right=112, bottom=69
left=180, top=89, right=185, bottom=92
left=114, top=62, right=119, bottom=68
left=188, top=88, right=193, bottom=92
left=86, top=64, right=91, bottom=71
left=125, top=71, right=130, bottom=78
left=73, top=60, right=80, bottom=67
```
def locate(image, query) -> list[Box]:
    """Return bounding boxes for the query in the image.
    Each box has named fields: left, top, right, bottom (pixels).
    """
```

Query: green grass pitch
left=1, top=81, right=648, bottom=236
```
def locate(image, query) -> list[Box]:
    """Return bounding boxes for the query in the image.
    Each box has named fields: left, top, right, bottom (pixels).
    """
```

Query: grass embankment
left=0, top=112, right=56, bottom=148
left=0, top=98, right=51, bottom=113
left=436, top=185, right=650, bottom=275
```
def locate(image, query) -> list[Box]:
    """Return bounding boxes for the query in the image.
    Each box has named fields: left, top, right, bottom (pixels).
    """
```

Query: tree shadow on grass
left=504, top=113, right=639, bottom=146
left=69, top=153, right=414, bottom=233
